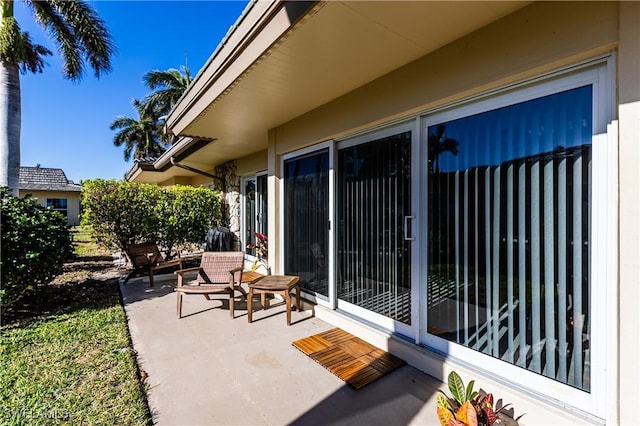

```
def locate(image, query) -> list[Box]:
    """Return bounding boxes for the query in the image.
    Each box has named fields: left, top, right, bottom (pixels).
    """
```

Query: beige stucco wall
left=24, top=190, right=81, bottom=227
left=272, top=1, right=618, bottom=155
left=186, top=174, right=211, bottom=188
left=616, top=2, right=640, bottom=425
left=265, top=2, right=636, bottom=424
left=158, top=176, right=194, bottom=187
left=236, top=150, right=268, bottom=177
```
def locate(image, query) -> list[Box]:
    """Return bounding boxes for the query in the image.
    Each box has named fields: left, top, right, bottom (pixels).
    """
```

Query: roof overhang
left=132, top=0, right=531, bottom=183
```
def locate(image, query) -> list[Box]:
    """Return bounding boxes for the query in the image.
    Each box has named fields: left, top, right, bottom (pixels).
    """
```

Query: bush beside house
left=0, top=187, right=74, bottom=310
left=81, top=180, right=222, bottom=258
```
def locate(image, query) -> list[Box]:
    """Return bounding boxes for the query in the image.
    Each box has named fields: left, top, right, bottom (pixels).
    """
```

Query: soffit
left=173, top=1, right=530, bottom=169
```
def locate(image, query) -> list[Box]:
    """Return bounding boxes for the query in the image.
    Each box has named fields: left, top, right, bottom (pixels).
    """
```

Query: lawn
left=0, top=227, right=151, bottom=425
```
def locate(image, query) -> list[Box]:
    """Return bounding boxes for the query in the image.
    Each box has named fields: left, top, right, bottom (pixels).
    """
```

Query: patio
left=120, top=272, right=442, bottom=425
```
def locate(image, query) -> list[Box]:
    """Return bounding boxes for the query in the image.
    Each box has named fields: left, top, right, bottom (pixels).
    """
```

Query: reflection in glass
left=284, top=150, right=329, bottom=296
left=427, top=85, right=592, bottom=392
left=244, top=178, right=256, bottom=256
left=337, top=132, right=412, bottom=323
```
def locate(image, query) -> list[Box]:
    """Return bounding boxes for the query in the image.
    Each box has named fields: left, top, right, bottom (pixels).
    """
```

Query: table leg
left=247, top=288, right=253, bottom=323
left=284, top=290, right=292, bottom=326
left=261, top=292, right=266, bottom=310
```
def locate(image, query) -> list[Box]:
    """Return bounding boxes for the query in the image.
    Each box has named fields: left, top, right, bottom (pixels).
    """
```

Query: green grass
left=1, top=235, right=151, bottom=425
left=71, top=226, right=112, bottom=259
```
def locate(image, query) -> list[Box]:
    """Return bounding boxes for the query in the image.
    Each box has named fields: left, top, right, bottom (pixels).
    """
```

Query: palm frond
left=53, top=0, right=115, bottom=78
left=27, top=0, right=114, bottom=81
left=111, top=98, right=167, bottom=161
left=0, top=17, right=52, bottom=73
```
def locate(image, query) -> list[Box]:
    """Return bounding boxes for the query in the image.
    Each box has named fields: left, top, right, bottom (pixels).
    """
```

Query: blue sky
left=15, top=0, right=249, bottom=183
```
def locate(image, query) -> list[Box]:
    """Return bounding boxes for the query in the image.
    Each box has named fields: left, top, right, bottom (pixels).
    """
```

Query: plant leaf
left=456, top=401, right=478, bottom=426
left=437, top=405, right=455, bottom=426
left=482, top=407, right=497, bottom=425
left=483, top=393, right=494, bottom=409
left=437, top=392, right=452, bottom=409
left=495, top=403, right=512, bottom=414
left=465, top=380, right=475, bottom=401
left=448, top=371, right=466, bottom=404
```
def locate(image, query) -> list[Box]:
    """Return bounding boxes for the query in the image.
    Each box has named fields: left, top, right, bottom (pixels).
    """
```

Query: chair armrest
left=151, top=257, right=183, bottom=271
left=229, top=266, right=243, bottom=286
left=175, top=266, right=200, bottom=288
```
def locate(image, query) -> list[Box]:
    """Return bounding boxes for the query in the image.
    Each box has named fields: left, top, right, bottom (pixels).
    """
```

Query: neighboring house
left=127, top=2, right=639, bottom=424
left=19, top=167, right=82, bottom=226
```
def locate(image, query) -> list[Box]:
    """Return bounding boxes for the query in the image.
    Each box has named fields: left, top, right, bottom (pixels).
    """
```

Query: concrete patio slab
left=120, top=272, right=442, bottom=425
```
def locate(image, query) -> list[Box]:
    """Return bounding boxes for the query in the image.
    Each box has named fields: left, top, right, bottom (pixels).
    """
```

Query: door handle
left=404, top=215, right=415, bottom=241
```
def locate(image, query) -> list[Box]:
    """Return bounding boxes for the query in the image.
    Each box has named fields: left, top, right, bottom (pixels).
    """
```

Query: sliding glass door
left=336, top=125, right=415, bottom=331
left=284, top=149, right=330, bottom=298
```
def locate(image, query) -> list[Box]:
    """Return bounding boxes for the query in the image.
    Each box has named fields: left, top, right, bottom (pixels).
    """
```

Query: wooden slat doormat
left=292, top=328, right=405, bottom=389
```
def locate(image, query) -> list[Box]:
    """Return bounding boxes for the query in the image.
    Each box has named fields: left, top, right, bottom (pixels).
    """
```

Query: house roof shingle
left=18, top=167, right=82, bottom=192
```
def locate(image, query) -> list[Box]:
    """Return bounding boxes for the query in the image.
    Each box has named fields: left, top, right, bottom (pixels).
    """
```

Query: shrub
left=0, top=187, right=74, bottom=310
left=154, top=184, right=223, bottom=257
left=81, top=180, right=223, bottom=258
left=81, top=179, right=159, bottom=251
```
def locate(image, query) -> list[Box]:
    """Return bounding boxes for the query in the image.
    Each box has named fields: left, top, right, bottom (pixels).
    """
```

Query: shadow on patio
left=120, top=272, right=442, bottom=425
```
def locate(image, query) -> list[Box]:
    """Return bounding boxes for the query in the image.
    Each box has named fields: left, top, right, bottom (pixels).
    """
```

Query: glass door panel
left=284, top=150, right=330, bottom=297
left=337, top=131, right=412, bottom=324
left=426, top=85, right=593, bottom=391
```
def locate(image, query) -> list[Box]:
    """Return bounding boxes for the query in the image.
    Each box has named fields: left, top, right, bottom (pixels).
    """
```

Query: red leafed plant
left=436, top=371, right=516, bottom=426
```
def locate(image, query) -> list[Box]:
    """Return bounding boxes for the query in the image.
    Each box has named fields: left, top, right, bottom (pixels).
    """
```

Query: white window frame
left=420, top=57, right=616, bottom=417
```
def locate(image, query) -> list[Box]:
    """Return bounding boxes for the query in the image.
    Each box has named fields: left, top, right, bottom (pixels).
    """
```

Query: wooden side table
left=247, top=275, right=300, bottom=326
left=241, top=270, right=264, bottom=285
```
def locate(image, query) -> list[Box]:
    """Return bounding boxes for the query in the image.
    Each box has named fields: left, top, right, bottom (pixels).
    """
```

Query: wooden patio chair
left=174, top=251, right=246, bottom=318
left=123, top=242, right=183, bottom=287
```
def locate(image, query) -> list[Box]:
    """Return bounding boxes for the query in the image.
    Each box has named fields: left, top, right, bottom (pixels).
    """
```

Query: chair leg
left=177, top=292, right=183, bottom=318
left=247, top=288, right=254, bottom=323
left=123, top=269, right=136, bottom=285
left=149, top=268, right=155, bottom=287
left=229, top=289, right=234, bottom=318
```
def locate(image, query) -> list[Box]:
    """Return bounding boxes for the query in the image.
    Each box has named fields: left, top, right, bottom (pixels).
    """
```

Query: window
left=426, top=84, right=594, bottom=392
left=284, top=150, right=330, bottom=297
left=47, top=198, right=68, bottom=218
left=242, top=174, right=267, bottom=258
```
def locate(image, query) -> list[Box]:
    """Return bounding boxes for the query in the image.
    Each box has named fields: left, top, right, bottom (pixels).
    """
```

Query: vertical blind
left=427, top=85, right=592, bottom=391
left=284, top=150, right=330, bottom=296
left=337, top=132, right=412, bottom=323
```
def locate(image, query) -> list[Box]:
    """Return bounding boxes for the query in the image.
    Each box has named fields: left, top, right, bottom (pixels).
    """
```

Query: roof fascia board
left=167, top=1, right=316, bottom=136
left=153, top=136, right=198, bottom=170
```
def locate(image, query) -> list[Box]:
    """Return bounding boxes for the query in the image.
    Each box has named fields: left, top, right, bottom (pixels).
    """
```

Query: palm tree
left=0, top=0, right=114, bottom=194
left=142, top=65, right=191, bottom=118
left=110, top=98, right=166, bottom=162
left=428, top=124, right=460, bottom=174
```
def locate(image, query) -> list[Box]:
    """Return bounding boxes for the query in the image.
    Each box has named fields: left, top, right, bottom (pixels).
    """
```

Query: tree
left=110, top=98, right=167, bottom=161
left=428, top=123, right=460, bottom=174
left=142, top=65, right=191, bottom=118
left=0, top=0, right=114, bottom=195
